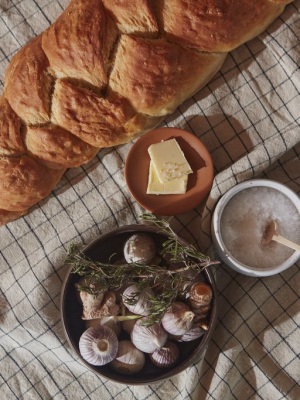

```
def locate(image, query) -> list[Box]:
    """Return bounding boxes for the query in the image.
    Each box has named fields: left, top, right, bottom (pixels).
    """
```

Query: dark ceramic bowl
left=60, top=224, right=218, bottom=385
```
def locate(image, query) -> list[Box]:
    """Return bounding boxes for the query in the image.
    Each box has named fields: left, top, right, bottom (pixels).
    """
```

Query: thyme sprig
left=65, top=213, right=219, bottom=326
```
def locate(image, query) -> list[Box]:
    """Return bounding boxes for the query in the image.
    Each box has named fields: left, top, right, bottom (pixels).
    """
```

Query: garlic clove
left=122, top=285, right=153, bottom=316
left=79, top=326, right=118, bottom=366
left=162, top=302, right=195, bottom=336
left=150, top=341, right=179, bottom=368
left=110, top=341, right=145, bottom=374
left=123, top=233, right=156, bottom=264
left=131, top=318, right=167, bottom=353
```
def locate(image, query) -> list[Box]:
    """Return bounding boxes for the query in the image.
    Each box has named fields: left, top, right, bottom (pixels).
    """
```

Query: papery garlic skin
left=79, top=326, right=118, bottom=366
left=150, top=341, right=179, bottom=368
left=131, top=318, right=167, bottom=353
left=123, top=234, right=156, bottom=264
left=178, top=324, right=206, bottom=342
left=100, top=316, right=121, bottom=337
left=110, top=341, right=145, bottom=374
left=162, top=302, right=195, bottom=335
left=123, top=285, right=153, bottom=316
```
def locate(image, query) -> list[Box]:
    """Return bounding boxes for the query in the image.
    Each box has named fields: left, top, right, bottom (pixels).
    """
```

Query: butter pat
left=148, top=138, right=193, bottom=183
left=147, top=161, right=188, bottom=194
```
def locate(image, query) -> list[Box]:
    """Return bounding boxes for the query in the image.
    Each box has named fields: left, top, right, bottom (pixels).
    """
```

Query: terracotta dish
left=60, top=224, right=218, bottom=385
left=125, top=128, right=214, bottom=215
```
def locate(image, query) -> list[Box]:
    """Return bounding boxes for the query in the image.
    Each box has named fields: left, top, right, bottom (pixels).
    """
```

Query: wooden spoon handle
left=273, top=234, right=300, bottom=252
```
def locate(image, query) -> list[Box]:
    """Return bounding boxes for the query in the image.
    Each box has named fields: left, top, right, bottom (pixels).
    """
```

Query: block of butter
left=148, top=138, right=193, bottom=183
left=147, top=161, right=188, bottom=194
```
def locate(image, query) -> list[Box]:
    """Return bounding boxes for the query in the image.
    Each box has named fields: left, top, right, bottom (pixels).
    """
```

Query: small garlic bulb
left=131, top=318, right=167, bottom=353
left=150, top=341, right=179, bottom=368
left=79, top=326, right=118, bottom=366
left=123, top=285, right=153, bottom=316
left=123, top=234, right=156, bottom=264
left=110, top=341, right=145, bottom=374
left=162, top=302, right=195, bottom=335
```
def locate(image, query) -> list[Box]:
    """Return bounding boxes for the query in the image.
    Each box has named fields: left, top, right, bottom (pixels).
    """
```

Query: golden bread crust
left=25, top=125, right=98, bottom=169
left=110, top=35, right=226, bottom=117
left=0, top=98, right=25, bottom=157
left=154, top=0, right=284, bottom=52
left=0, top=156, right=64, bottom=211
left=103, top=0, right=159, bottom=38
left=52, top=79, right=135, bottom=147
left=42, top=0, right=117, bottom=90
left=0, top=208, right=28, bottom=226
left=4, top=36, right=52, bottom=125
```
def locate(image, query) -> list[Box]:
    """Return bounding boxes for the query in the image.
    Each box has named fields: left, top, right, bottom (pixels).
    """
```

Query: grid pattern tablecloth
left=0, top=1, right=300, bottom=399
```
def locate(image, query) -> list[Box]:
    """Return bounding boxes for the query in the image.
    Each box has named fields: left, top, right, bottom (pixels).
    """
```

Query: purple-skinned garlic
left=79, top=326, right=118, bottom=366
left=131, top=318, right=167, bottom=353
left=178, top=324, right=206, bottom=342
left=162, top=302, right=195, bottom=335
left=150, top=341, right=179, bottom=368
left=122, top=285, right=153, bottom=316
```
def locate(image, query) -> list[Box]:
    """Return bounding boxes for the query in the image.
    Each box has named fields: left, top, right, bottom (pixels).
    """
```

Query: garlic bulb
left=162, top=302, right=195, bottom=335
left=123, top=234, right=156, bottom=264
left=110, top=341, right=145, bottom=374
left=150, top=341, right=179, bottom=368
left=178, top=324, right=206, bottom=342
left=131, top=318, right=167, bottom=353
left=122, top=285, right=153, bottom=316
left=79, top=326, right=118, bottom=366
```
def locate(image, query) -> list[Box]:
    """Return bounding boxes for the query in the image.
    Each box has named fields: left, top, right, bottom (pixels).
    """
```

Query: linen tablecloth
left=0, top=1, right=299, bottom=399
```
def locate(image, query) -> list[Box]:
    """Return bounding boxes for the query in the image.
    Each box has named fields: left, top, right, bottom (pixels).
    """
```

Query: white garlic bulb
left=122, top=285, right=153, bottom=316
left=131, top=318, right=167, bottom=353
left=123, top=234, right=156, bottom=264
left=150, top=341, right=179, bottom=368
left=79, top=326, right=118, bottom=366
left=162, top=302, right=195, bottom=335
left=110, top=341, right=145, bottom=374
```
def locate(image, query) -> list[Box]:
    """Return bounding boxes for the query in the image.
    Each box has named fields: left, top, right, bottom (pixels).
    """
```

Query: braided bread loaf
left=0, top=0, right=293, bottom=226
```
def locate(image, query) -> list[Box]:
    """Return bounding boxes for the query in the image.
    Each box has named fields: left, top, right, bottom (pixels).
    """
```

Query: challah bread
left=0, top=0, right=293, bottom=226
